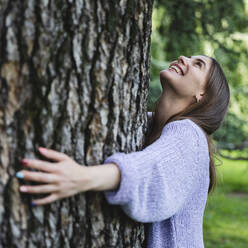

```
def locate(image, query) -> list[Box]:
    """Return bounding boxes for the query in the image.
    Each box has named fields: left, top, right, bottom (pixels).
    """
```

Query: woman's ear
left=195, top=92, right=205, bottom=102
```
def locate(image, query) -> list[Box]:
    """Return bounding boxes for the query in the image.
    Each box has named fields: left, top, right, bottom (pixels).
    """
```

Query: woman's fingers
left=38, top=147, right=70, bottom=162
left=16, top=170, right=60, bottom=183
left=21, top=147, right=70, bottom=172
left=20, top=184, right=58, bottom=194
left=22, top=158, right=58, bottom=173
left=17, top=148, right=83, bottom=206
left=32, top=193, right=58, bottom=206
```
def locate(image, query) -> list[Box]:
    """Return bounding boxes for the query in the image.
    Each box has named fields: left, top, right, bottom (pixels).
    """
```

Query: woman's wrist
left=86, top=163, right=121, bottom=192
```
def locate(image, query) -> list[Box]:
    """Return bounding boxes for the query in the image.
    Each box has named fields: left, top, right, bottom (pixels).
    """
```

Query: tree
left=0, top=1, right=153, bottom=247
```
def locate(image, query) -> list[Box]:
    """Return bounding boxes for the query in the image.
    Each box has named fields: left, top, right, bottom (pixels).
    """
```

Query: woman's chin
left=160, top=69, right=174, bottom=79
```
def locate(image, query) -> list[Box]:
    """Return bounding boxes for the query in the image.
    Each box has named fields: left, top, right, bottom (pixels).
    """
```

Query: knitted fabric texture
left=104, top=118, right=210, bottom=248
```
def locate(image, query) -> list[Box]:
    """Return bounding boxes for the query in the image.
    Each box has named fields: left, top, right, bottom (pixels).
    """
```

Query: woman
left=16, top=55, right=230, bottom=247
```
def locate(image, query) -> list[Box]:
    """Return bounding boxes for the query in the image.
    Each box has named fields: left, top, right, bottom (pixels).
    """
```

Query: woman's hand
left=16, top=147, right=92, bottom=206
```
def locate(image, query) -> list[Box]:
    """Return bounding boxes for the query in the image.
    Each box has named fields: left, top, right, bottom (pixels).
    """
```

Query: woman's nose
left=178, top=55, right=190, bottom=65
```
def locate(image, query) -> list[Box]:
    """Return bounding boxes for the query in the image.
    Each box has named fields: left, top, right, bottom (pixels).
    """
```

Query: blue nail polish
left=31, top=202, right=36, bottom=206
left=16, top=172, right=24, bottom=179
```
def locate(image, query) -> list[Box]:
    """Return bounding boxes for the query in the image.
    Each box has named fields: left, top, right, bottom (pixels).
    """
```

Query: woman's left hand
left=16, top=147, right=92, bottom=206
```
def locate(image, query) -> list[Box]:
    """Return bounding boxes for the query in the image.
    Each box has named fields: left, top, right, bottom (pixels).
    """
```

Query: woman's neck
left=155, top=91, right=189, bottom=127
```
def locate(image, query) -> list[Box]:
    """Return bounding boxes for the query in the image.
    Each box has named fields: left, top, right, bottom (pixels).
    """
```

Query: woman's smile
left=168, top=64, right=184, bottom=76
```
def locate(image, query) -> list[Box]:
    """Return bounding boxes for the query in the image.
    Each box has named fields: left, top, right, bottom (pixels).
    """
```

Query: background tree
left=0, top=1, right=153, bottom=247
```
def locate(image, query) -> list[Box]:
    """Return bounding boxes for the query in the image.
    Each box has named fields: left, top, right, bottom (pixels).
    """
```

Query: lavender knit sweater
left=104, top=115, right=210, bottom=248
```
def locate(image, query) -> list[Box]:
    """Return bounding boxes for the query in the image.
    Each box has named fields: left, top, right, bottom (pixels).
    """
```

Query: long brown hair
left=144, top=57, right=230, bottom=194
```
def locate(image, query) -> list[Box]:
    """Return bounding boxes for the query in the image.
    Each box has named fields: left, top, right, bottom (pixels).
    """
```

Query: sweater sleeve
left=103, top=120, right=204, bottom=223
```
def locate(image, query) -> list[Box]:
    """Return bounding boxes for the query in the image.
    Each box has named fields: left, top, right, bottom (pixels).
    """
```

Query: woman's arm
left=16, top=119, right=207, bottom=222
left=102, top=120, right=208, bottom=223
left=88, top=163, right=121, bottom=191
left=16, top=147, right=121, bottom=205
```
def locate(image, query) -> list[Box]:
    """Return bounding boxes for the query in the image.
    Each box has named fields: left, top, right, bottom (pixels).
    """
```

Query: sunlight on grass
left=203, top=156, right=248, bottom=247
left=216, top=157, right=248, bottom=193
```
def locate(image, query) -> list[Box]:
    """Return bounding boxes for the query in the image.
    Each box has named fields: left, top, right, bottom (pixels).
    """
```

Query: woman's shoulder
left=161, top=119, right=209, bottom=164
left=161, top=118, right=208, bottom=146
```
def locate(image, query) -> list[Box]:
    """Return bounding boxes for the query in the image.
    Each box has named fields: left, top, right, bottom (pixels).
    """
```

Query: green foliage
left=149, top=0, right=248, bottom=150
left=214, top=112, right=248, bottom=149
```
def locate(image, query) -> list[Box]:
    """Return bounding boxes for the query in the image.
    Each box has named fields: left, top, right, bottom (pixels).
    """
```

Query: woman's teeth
left=169, top=65, right=182, bottom=75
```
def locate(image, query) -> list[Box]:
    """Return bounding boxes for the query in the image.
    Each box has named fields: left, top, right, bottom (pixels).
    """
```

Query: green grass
left=203, top=156, right=248, bottom=248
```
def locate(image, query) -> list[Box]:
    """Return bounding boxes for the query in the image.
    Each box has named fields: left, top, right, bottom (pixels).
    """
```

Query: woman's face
left=160, top=55, right=212, bottom=102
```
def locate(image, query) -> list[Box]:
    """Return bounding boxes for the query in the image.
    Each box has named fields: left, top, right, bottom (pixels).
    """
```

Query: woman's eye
left=196, top=62, right=201, bottom=67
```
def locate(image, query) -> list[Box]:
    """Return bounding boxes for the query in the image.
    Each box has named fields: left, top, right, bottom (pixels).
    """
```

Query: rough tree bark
left=0, top=0, right=153, bottom=247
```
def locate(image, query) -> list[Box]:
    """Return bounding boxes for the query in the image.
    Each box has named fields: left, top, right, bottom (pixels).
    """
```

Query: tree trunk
left=0, top=1, right=153, bottom=247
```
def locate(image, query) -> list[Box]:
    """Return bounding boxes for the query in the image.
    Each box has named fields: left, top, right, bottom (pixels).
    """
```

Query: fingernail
left=39, top=147, right=47, bottom=152
left=20, top=186, right=27, bottom=192
left=21, top=159, right=28, bottom=165
left=31, top=202, right=36, bottom=206
left=16, top=172, right=24, bottom=179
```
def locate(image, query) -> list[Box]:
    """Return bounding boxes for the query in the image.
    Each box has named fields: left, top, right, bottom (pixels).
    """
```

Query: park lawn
left=203, top=156, right=248, bottom=248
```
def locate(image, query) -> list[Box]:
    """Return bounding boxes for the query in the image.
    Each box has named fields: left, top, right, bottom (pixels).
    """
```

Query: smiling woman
left=16, top=54, right=230, bottom=248
left=145, top=55, right=230, bottom=194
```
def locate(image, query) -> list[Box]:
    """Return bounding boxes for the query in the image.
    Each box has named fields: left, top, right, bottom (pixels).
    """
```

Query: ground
left=203, top=156, right=248, bottom=248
